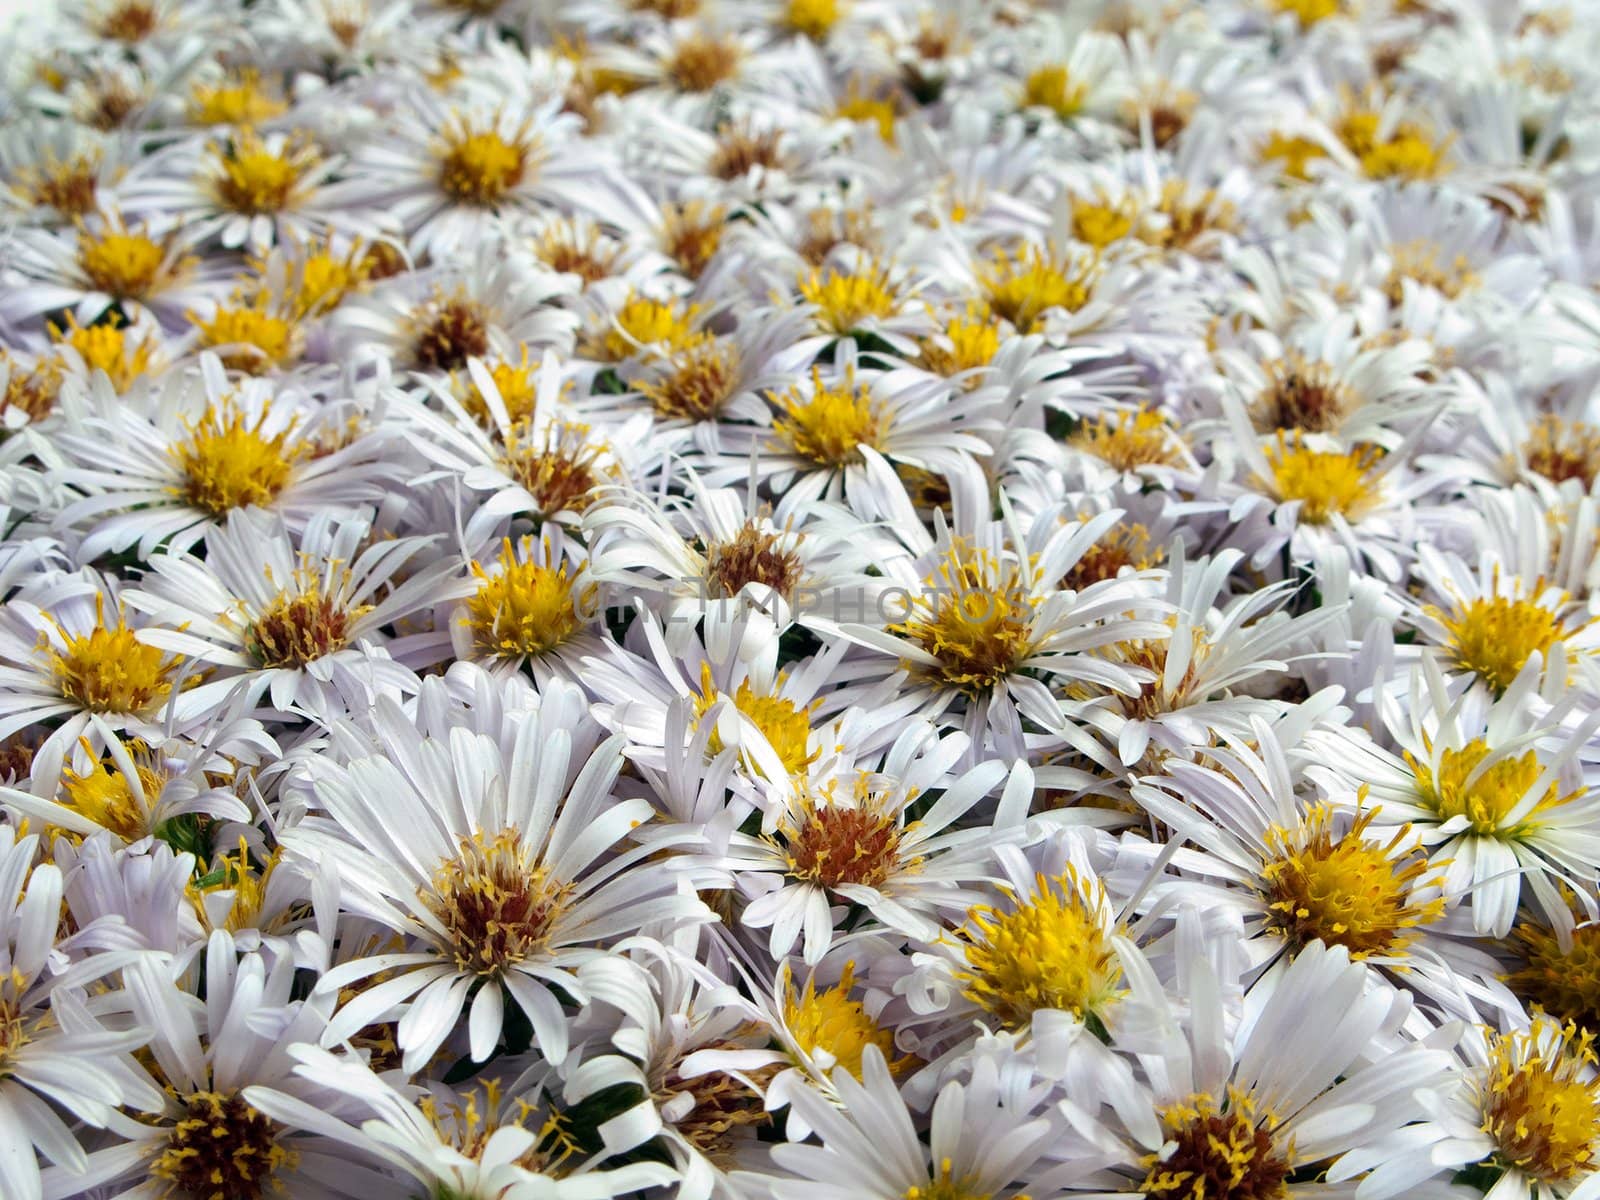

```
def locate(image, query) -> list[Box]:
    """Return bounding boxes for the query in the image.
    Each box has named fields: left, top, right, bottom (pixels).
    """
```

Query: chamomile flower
left=283, top=679, right=711, bottom=1070
left=124, top=505, right=465, bottom=716
left=51, top=355, right=398, bottom=560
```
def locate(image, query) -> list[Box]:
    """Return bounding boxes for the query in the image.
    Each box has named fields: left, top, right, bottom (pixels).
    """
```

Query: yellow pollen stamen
left=1273, top=0, right=1341, bottom=26
left=1410, top=737, right=1565, bottom=837
left=187, top=70, right=287, bottom=126
left=954, top=869, right=1123, bottom=1028
left=797, top=260, right=900, bottom=335
left=49, top=313, right=154, bottom=391
left=210, top=133, right=312, bottom=214
left=785, top=0, right=842, bottom=38
left=903, top=1159, right=998, bottom=1200
left=1431, top=587, right=1576, bottom=693
left=150, top=1089, right=296, bottom=1200
left=693, top=664, right=818, bottom=777
left=590, top=294, right=705, bottom=362
left=891, top=543, right=1037, bottom=694
left=1022, top=64, right=1087, bottom=120
left=1259, top=803, right=1445, bottom=958
left=188, top=302, right=296, bottom=374
left=1141, top=1088, right=1291, bottom=1200
left=771, top=366, right=886, bottom=468
left=47, top=598, right=177, bottom=717
left=78, top=227, right=172, bottom=299
left=980, top=243, right=1094, bottom=333
left=1337, top=109, right=1447, bottom=181
left=781, top=962, right=904, bottom=1079
left=1259, top=434, right=1383, bottom=524
left=172, top=401, right=300, bottom=515
left=466, top=538, right=584, bottom=659
left=437, top=116, right=534, bottom=206
left=1477, top=1022, right=1600, bottom=1183
left=427, top=828, right=571, bottom=975
left=1069, top=408, right=1183, bottom=471
left=1261, top=131, right=1328, bottom=180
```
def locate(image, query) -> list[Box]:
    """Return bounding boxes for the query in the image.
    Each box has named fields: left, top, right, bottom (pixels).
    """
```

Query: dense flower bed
left=1, top=1, right=1599, bottom=1198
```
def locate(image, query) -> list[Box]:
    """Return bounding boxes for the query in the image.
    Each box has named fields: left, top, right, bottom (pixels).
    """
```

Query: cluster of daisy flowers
left=3, top=0, right=1600, bottom=1197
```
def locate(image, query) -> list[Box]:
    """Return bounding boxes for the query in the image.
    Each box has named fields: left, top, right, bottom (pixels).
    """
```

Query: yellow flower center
left=904, top=1160, right=994, bottom=1200
left=173, top=401, right=299, bottom=515
left=189, top=837, right=284, bottom=932
left=248, top=580, right=363, bottom=669
left=891, top=545, right=1038, bottom=695
left=660, top=200, right=726, bottom=278
left=835, top=90, right=897, bottom=142
left=1, top=355, right=61, bottom=424
left=189, top=303, right=295, bottom=374
left=18, top=153, right=101, bottom=217
left=187, top=71, right=287, bottom=126
left=1022, top=64, right=1087, bottom=120
left=78, top=229, right=167, bottom=299
left=427, top=828, right=571, bottom=975
left=1260, top=435, right=1383, bottom=524
left=980, top=243, right=1094, bottom=333
left=1273, top=0, right=1341, bottom=25
left=48, top=603, right=177, bottom=716
left=1478, top=1023, right=1600, bottom=1183
left=437, top=120, right=533, bottom=206
left=466, top=539, right=583, bottom=659
left=782, top=962, right=902, bottom=1079
left=1507, top=919, right=1600, bottom=1038
left=1142, top=1089, right=1290, bottom=1200
left=531, top=221, right=619, bottom=285
left=694, top=666, right=818, bottom=777
left=1261, top=132, right=1327, bottom=181
left=288, top=245, right=367, bottom=317
left=1384, top=240, right=1477, bottom=305
left=1412, top=738, right=1562, bottom=837
left=150, top=1090, right=296, bottom=1200
left=954, top=870, right=1122, bottom=1029
left=641, top=339, right=740, bottom=422
left=797, top=261, right=900, bottom=335
left=1061, top=520, right=1164, bottom=591
left=771, top=367, right=887, bottom=468
left=917, top=314, right=1000, bottom=378
left=1260, top=804, right=1445, bottom=958
left=591, top=294, right=705, bottom=361
left=504, top=420, right=612, bottom=517
left=1072, top=195, right=1136, bottom=249
left=1524, top=414, right=1600, bottom=490
left=1337, top=110, right=1447, bottom=181
left=1434, top=593, right=1569, bottom=693
left=61, top=749, right=165, bottom=843
left=777, top=787, right=909, bottom=890
left=1069, top=408, right=1183, bottom=471
left=667, top=34, right=743, bottom=92
left=785, top=0, right=842, bottom=37
left=455, top=351, right=538, bottom=427
left=50, top=314, right=154, bottom=391
left=210, top=135, right=309, bottom=214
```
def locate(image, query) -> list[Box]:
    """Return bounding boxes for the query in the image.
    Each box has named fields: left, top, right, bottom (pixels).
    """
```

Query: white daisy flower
left=283, top=679, right=711, bottom=1070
